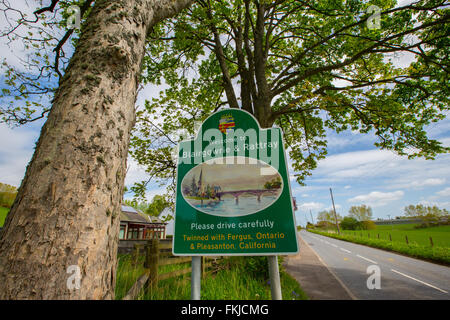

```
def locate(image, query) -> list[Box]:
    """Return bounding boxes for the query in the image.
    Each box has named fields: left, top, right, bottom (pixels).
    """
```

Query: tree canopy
left=129, top=0, right=449, bottom=199
left=404, top=203, right=449, bottom=217
left=348, top=204, right=374, bottom=221
left=317, top=209, right=343, bottom=223
left=1, top=0, right=449, bottom=202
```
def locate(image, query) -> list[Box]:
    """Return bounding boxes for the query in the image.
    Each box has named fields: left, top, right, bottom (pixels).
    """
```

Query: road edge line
left=390, top=269, right=448, bottom=294
left=302, top=231, right=358, bottom=300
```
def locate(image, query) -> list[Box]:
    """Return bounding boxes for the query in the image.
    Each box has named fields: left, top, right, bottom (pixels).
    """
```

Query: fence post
left=405, top=235, right=409, bottom=245
left=377, top=233, right=380, bottom=239
left=132, top=244, right=140, bottom=265
left=145, top=237, right=159, bottom=296
left=389, top=234, right=392, bottom=242
left=202, top=256, right=206, bottom=279
left=429, top=236, right=434, bottom=247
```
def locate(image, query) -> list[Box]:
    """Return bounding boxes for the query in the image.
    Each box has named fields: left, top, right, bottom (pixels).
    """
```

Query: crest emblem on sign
left=218, top=114, right=235, bottom=134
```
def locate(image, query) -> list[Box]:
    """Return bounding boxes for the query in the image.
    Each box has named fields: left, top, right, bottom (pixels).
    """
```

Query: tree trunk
left=0, top=0, right=192, bottom=299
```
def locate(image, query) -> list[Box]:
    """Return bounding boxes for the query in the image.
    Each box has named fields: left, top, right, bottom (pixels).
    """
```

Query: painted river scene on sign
left=181, top=156, right=283, bottom=217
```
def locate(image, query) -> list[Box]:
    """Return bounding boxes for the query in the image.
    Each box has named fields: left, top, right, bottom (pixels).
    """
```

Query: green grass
left=341, top=224, right=450, bottom=247
left=309, top=224, right=450, bottom=265
left=0, top=207, right=9, bottom=227
left=115, top=255, right=308, bottom=300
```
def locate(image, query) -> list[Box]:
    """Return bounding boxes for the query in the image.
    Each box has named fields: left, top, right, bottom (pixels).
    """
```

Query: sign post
left=191, top=256, right=201, bottom=300
left=173, top=109, right=299, bottom=299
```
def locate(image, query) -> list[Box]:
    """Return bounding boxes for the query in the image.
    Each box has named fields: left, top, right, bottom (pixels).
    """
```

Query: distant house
left=159, top=207, right=174, bottom=237
left=120, top=205, right=167, bottom=240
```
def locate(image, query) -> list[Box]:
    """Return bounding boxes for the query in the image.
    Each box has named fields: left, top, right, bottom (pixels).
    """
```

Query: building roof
left=120, top=205, right=166, bottom=224
left=121, top=205, right=151, bottom=224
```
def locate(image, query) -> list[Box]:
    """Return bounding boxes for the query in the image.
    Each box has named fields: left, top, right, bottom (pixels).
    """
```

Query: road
left=298, top=230, right=450, bottom=300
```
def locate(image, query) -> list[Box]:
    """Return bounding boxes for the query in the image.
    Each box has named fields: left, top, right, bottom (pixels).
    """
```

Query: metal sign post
left=191, top=256, right=201, bottom=300
left=268, top=255, right=282, bottom=300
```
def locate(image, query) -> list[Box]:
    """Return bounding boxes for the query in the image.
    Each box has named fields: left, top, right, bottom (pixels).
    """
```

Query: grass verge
left=308, top=229, right=450, bottom=265
left=0, top=207, right=9, bottom=227
left=115, top=255, right=308, bottom=300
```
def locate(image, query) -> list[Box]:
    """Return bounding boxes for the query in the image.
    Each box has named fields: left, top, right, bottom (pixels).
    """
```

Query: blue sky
left=0, top=0, right=449, bottom=228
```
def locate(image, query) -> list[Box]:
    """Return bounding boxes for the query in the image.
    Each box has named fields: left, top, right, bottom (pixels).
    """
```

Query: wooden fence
left=122, top=238, right=220, bottom=300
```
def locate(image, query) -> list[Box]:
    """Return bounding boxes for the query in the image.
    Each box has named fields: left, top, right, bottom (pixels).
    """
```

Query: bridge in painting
left=216, top=189, right=279, bottom=203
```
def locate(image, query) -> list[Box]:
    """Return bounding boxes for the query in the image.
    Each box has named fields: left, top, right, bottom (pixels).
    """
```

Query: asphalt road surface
left=299, top=230, right=450, bottom=300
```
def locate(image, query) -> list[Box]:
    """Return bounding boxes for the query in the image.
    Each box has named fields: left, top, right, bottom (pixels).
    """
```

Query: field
left=310, top=223, right=450, bottom=265
left=0, top=207, right=9, bottom=227
left=342, top=224, right=450, bottom=247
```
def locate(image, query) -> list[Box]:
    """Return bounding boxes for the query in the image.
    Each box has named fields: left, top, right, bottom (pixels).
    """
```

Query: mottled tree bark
left=0, top=0, right=193, bottom=299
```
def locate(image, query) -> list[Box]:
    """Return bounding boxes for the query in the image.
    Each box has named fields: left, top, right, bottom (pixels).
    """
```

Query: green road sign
left=173, top=109, right=299, bottom=256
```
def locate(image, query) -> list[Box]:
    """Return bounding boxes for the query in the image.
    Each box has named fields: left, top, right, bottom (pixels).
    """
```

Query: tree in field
left=317, top=209, right=343, bottom=224
left=129, top=0, right=450, bottom=199
left=0, top=182, right=17, bottom=208
left=340, top=216, right=361, bottom=230
left=404, top=204, right=449, bottom=219
left=348, top=204, right=374, bottom=221
left=0, top=0, right=193, bottom=299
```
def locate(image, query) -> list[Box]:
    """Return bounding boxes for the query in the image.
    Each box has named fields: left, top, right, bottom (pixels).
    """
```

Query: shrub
left=316, top=221, right=336, bottom=230
left=306, top=222, right=315, bottom=229
left=361, top=220, right=376, bottom=230
left=340, top=217, right=361, bottom=230
left=0, top=192, right=16, bottom=208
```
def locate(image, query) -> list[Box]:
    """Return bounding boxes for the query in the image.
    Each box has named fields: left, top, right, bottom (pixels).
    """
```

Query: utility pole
left=329, top=188, right=341, bottom=234
left=310, top=210, right=315, bottom=225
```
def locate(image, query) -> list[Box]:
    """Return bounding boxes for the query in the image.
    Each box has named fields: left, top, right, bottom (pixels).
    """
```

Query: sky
left=0, top=0, right=449, bottom=228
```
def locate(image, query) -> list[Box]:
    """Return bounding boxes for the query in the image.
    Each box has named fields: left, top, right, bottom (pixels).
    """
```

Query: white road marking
left=331, top=244, right=338, bottom=248
left=340, top=248, right=351, bottom=253
left=356, top=254, right=378, bottom=264
left=391, top=269, right=448, bottom=294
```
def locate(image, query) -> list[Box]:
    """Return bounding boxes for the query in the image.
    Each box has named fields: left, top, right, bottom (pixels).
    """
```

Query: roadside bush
left=316, top=221, right=335, bottom=230
left=0, top=192, right=16, bottom=208
left=414, top=219, right=450, bottom=229
left=361, top=220, right=376, bottom=230
left=306, top=222, right=314, bottom=230
left=340, top=217, right=361, bottom=230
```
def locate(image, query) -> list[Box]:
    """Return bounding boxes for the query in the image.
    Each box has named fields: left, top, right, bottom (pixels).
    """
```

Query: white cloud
left=309, top=144, right=450, bottom=193
left=124, top=157, right=150, bottom=187
left=418, top=200, right=450, bottom=208
left=0, top=124, right=38, bottom=186
left=348, top=190, right=404, bottom=207
left=415, top=178, right=445, bottom=187
left=325, top=204, right=342, bottom=211
left=315, top=149, right=399, bottom=180
left=145, top=187, right=166, bottom=202
left=436, top=187, right=450, bottom=198
left=297, top=201, right=324, bottom=212
left=390, top=178, right=446, bottom=190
